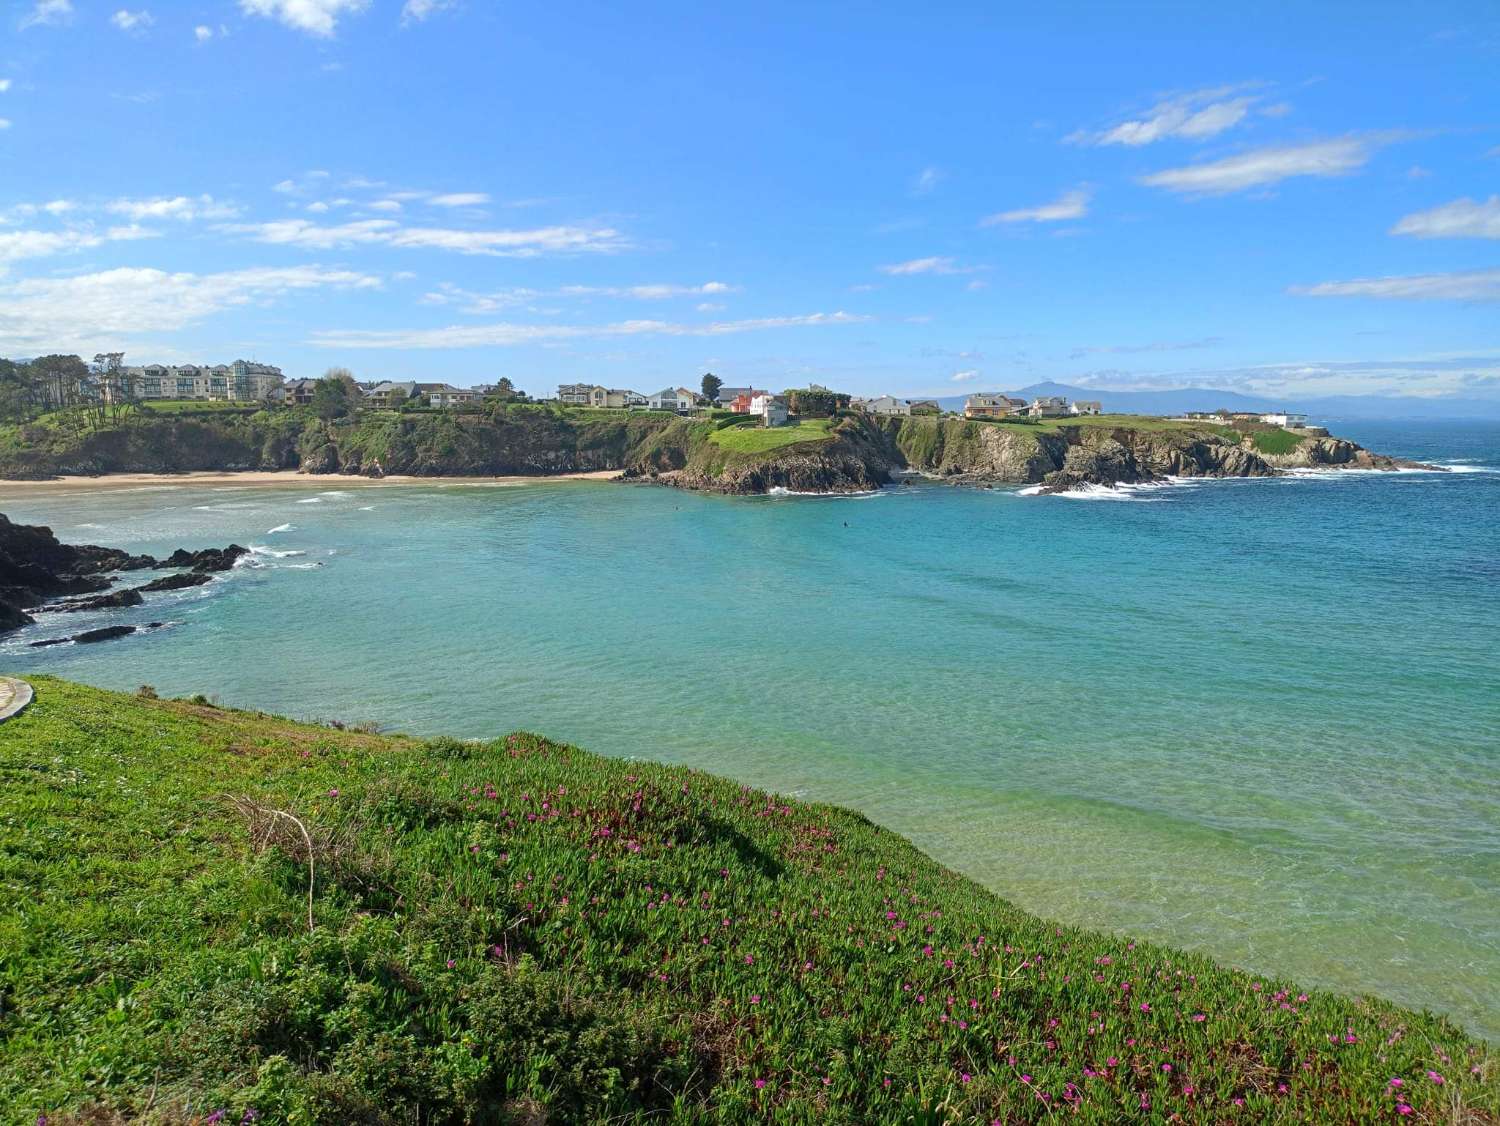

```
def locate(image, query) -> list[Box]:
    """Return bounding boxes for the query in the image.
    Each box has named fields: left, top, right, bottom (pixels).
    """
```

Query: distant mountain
left=929, top=381, right=1500, bottom=421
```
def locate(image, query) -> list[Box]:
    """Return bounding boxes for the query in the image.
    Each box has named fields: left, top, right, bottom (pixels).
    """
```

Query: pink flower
left=1389, top=1078, right=1404, bottom=1088
left=754, top=1078, right=766, bottom=1090
left=1161, top=1064, right=1171, bottom=1073
left=1398, top=1105, right=1414, bottom=1116
left=445, top=959, right=455, bottom=969
left=1140, top=1002, right=1151, bottom=1012
left=961, top=1073, right=972, bottom=1083
left=749, top=994, right=761, bottom=1005
left=1192, top=1013, right=1206, bottom=1022
left=327, top=788, right=339, bottom=797
left=1427, top=1071, right=1445, bottom=1085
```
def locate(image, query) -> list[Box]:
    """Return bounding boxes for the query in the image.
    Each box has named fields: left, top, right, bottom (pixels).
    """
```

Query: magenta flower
left=749, top=994, right=761, bottom=1005
left=754, top=1078, right=766, bottom=1090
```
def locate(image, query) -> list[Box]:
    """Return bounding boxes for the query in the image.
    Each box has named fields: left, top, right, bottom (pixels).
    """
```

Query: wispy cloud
left=1290, top=269, right=1500, bottom=301
left=877, top=256, right=969, bottom=276
left=106, top=194, right=239, bottom=221
left=0, top=223, right=161, bottom=264
left=20, top=0, right=73, bottom=29
left=912, top=167, right=944, bottom=195
left=430, top=192, right=489, bottom=207
left=0, top=79, right=11, bottom=92
left=401, top=0, right=457, bottom=25
left=980, top=188, right=1089, bottom=225
left=311, top=311, right=870, bottom=349
left=1391, top=196, right=1500, bottom=239
left=229, top=218, right=629, bottom=257
left=239, top=0, right=367, bottom=37
left=1069, top=337, right=1224, bottom=359
left=110, top=9, right=154, bottom=32
left=0, top=265, right=380, bottom=352
left=194, top=24, right=215, bottom=41
left=1140, top=136, right=1382, bottom=195
left=422, top=280, right=737, bottom=312
left=950, top=369, right=979, bottom=382
left=1069, top=86, right=1262, bottom=146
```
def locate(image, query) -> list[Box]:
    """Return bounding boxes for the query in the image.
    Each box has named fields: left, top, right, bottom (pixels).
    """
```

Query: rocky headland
left=0, top=513, right=246, bottom=639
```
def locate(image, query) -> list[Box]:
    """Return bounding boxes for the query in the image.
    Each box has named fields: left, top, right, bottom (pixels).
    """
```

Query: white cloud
left=1290, top=269, right=1500, bottom=301
left=0, top=119, right=10, bottom=130
left=0, top=265, right=381, bottom=352
left=42, top=199, right=75, bottom=214
left=912, top=167, right=943, bottom=195
left=231, top=217, right=629, bottom=257
left=0, top=79, right=11, bottom=92
left=980, top=188, right=1090, bottom=225
left=1140, top=137, right=1377, bottom=195
left=429, top=192, right=489, bottom=207
left=194, top=24, right=214, bottom=41
left=950, top=369, right=979, bottom=382
left=878, top=256, right=964, bottom=275
left=306, top=201, right=330, bottom=213
left=423, top=280, right=739, bottom=312
left=20, top=0, right=73, bottom=29
left=1070, top=87, right=1261, bottom=146
left=311, top=311, right=869, bottom=349
left=110, top=9, right=153, bottom=32
left=239, top=0, right=367, bottom=37
left=106, top=194, right=239, bottom=221
left=0, top=223, right=159, bottom=264
left=401, top=0, right=457, bottom=24
left=696, top=302, right=726, bottom=312
left=1391, top=196, right=1500, bottom=239
left=369, top=199, right=403, bottom=213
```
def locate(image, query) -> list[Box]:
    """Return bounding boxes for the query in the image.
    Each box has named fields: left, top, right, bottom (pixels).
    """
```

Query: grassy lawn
left=0, top=676, right=1492, bottom=1124
left=1250, top=428, right=1306, bottom=455
left=138, top=399, right=265, bottom=414
left=708, top=417, right=834, bottom=453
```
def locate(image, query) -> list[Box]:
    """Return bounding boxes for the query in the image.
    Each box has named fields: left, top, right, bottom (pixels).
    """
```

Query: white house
left=851, top=395, right=910, bottom=417
left=1026, top=396, right=1070, bottom=418
left=1070, top=400, right=1103, bottom=416
left=648, top=387, right=698, bottom=412
left=1261, top=412, right=1308, bottom=428
left=748, top=392, right=789, bottom=427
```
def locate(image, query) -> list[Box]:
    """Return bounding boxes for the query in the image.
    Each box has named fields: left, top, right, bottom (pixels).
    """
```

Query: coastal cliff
left=0, top=405, right=1430, bottom=494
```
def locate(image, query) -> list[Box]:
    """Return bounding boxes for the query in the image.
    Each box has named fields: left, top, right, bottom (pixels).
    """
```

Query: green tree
left=311, top=376, right=352, bottom=420
left=0, top=359, right=33, bottom=422
left=701, top=372, right=723, bottom=403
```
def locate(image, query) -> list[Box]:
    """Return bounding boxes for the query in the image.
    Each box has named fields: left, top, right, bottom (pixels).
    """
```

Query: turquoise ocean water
left=3, top=420, right=1497, bottom=1038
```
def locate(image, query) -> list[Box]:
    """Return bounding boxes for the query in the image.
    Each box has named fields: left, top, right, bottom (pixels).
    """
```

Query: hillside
left=1, top=677, right=1493, bottom=1124
left=0, top=404, right=1432, bottom=495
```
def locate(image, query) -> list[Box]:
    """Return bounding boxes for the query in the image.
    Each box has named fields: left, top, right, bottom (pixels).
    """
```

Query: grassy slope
left=1, top=679, right=1492, bottom=1124
left=708, top=418, right=835, bottom=454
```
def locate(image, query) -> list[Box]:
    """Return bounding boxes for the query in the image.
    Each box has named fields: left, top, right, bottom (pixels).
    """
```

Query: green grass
left=137, top=400, right=265, bottom=415
left=0, top=677, right=1494, bottom=1124
left=1250, top=428, right=1306, bottom=455
left=707, top=417, right=835, bottom=454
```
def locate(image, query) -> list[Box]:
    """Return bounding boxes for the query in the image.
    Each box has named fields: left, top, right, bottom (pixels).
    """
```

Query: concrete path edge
left=0, top=677, right=34, bottom=723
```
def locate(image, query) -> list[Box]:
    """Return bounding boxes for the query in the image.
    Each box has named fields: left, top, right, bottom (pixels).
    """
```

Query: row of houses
left=278, top=379, right=498, bottom=408
left=1179, top=410, right=1310, bottom=428
left=557, top=383, right=701, bottom=412
left=963, top=394, right=1102, bottom=420
left=848, top=396, right=941, bottom=417
left=122, top=361, right=285, bottom=402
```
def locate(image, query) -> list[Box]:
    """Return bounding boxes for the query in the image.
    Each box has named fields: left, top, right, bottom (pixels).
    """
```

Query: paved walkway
left=0, top=677, right=34, bottom=724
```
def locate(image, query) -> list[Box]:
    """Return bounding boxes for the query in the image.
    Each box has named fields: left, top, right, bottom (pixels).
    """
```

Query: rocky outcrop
left=56, top=588, right=145, bottom=613
left=0, top=514, right=246, bottom=633
left=163, top=545, right=249, bottom=573
left=136, top=572, right=215, bottom=593
left=1259, top=436, right=1435, bottom=473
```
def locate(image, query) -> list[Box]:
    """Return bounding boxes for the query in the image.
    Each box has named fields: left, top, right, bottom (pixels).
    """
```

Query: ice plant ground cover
left=1, top=678, right=1494, bottom=1123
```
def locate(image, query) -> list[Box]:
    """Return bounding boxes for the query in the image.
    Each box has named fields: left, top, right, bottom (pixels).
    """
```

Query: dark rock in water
left=56, top=588, right=145, bottom=612
left=163, top=544, right=249, bottom=573
left=73, top=625, right=137, bottom=644
left=0, top=599, right=33, bottom=631
left=28, top=636, right=70, bottom=648
left=1, top=512, right=245, bottom=633
left=136, top=571, right=215, bottom=593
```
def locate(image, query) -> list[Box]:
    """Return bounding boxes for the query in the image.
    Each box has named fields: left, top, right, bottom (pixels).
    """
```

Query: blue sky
left=1, top=0, right=1497, bottom=402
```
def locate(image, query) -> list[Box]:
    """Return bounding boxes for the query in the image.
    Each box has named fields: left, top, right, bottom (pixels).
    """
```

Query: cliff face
left=0, top=406, right=1430, bottom=494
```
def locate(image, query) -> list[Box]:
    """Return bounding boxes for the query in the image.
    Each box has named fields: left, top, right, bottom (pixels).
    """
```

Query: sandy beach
left=0, top=469, right=623, bottom=491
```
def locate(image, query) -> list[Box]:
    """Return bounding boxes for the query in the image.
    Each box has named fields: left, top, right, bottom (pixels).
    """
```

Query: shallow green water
left=4, top=421, right=1498, bottom=1038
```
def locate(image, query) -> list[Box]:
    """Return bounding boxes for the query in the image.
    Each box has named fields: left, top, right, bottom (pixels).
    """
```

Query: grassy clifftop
left=2, top=677, right=1493, bottom=1123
